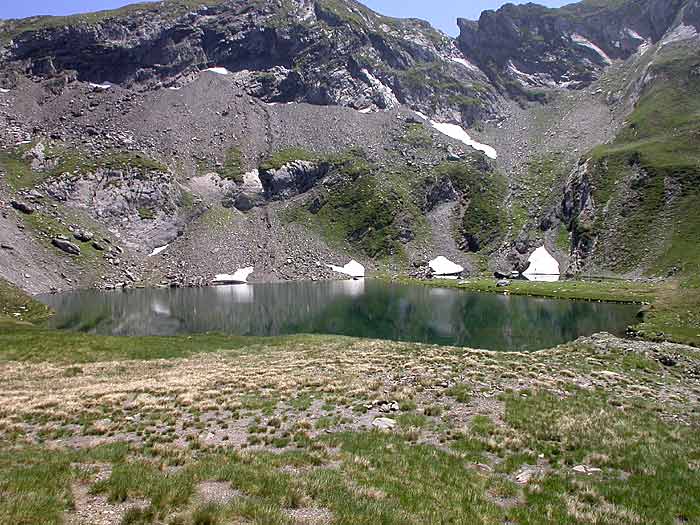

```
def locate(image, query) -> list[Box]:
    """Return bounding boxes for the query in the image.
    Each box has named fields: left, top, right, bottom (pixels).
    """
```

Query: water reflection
left=38, top=280, right=639, bottom=351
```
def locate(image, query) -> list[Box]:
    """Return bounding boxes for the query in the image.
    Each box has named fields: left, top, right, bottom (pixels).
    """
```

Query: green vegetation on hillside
left=283, top=149, right=406, bottom=259
left=0, top=143, right=167, bottom=191
left=433, top=161, right=507, bottom=252
left=259, top=148, right=316, bottom=172
left=512, top=153, right=567, bottom=234
left=584, top=46, right=700, bottom=279
left=221, top=146, right=243, bottom=183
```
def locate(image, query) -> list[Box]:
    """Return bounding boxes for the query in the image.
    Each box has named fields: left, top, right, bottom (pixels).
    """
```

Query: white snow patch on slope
left=89, top=82, right=113, bottom=91
left=451, top=57, right=481, bottom=73
left=429, top=256, right=464, bottom=276
left=571, top=34, right=613, bottom=65
left=661, top=24, right=698, bottom=47
left=413, top=110, right=429, bottom=121
left=430, top=121, right=498, bottom=160
left=0, top=88, right=9, bottom=93
left=523, top=246, right=560, bottom=282
left=508, top=61, right=577, bottom=88
left=625, top=28, right=651, bottom=55
left=203, top=67, right=231, bottom=75
left=360, top=69, right=399, bottom=109
left=213, top=267, right=254, bottom=284
left=327, top=260, right=365, bottom=279
left=168, top=86, right=182, bottom=91
left=625, top=28, right=645, bottom=42
left=148, top=244, right=169, bottom=257
left=358, top=107, right=373, bottom=114
left=507, top=61, right=538, bottom=85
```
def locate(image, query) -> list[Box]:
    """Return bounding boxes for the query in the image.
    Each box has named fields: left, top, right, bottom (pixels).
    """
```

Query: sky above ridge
left=0, top=0, right=572, bottom=35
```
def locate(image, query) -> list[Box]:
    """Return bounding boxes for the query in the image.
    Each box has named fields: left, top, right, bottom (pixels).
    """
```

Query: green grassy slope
left=578, top=43, right=700, bottom=282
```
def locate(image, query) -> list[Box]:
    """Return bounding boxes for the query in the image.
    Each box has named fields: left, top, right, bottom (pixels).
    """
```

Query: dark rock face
left=10, top=200, right=34, bottom=214
left=259, top=161, right=330, bottom=201
left=457, top=0, right=687, bottom=90
left=559, top=161, right=597, bottom=275
left=424, top=178, right=458, bottom=211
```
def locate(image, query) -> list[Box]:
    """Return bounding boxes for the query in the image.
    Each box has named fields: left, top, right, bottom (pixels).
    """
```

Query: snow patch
left=358, top=107, right=373, bottom=114
left=625, top=28, right=651, bottom=55
left=203, top=67, right=231, bottom=75
left=89, top=82, right=113, bottom=91
left=413, top=110, right=429, bottom=121
left=451, top=56, right=481, bottom=73
left=571, top=34, right=612, bottom=65
left=625, top=28, right=645, bottom=42
left=0, top=88, right=9, bottom=93
left=213, top=267, right=254, bottom=285
left=660, top=24, right=698, bottom=47
left=168, top=86, right=182, bottom=91
left=508, top=61, right=577, bottom=88
left=523, top=246, right=560, bottom=282
left=429, top=256, right=464, bottom=277
left=148, top=245, right=169, bottom=257
left=429, top=121, right=498, bottom=160
left=327, top=260, right=365, bottom=279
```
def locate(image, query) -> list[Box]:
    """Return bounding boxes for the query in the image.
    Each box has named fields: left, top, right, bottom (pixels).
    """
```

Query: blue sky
left=0, top=0, right=572, bottom=35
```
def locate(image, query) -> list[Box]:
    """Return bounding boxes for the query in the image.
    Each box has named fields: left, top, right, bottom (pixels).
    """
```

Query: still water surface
left=38, top=280, right=639, bottom=351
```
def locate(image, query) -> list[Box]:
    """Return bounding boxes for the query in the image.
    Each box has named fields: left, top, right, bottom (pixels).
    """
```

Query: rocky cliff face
left=458, top=0, right=689, bottom=91
left=0, top=0, right=496, bottom=126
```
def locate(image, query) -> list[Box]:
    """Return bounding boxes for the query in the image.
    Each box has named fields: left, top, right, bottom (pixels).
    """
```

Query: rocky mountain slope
left=0, top=0, right=698, bottom=292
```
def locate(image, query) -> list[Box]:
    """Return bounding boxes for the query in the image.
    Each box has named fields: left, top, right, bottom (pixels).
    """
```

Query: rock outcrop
left=458, top=0, right=688, bottom=90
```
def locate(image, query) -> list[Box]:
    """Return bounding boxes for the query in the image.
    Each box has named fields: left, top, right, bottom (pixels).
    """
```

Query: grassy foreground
left=0, top=278, right=699, bottom=524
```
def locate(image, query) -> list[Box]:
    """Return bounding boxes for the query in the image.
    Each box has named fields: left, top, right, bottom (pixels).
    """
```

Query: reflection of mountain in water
left=39, top=280, right=638, bottom=351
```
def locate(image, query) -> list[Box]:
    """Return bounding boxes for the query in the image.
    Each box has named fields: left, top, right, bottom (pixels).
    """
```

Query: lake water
left=38, top=280, right=639, bottom=351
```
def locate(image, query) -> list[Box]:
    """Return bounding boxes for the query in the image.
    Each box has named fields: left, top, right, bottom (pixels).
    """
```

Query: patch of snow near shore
left=358, top=107, right=373, bottom=114
left=430, top=121, right=498, bottom=160
left=523, top=246, right=560, bottom=282
left=571, top=34, right=613, bottom=65
left=661, top=24, right=698, bottom=47
left=89, top=82, right=112, bottom=91
left=203, top=67, right=231, bottom=75
left=148, top=245, right=169, bottom=257
left=0, top=88, right=9, bottom=93
left=213, top=267, right=254, bottom=284
left=328, top=260, right=365, bottom=279
left=429, top=256, right=464, bottom=276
